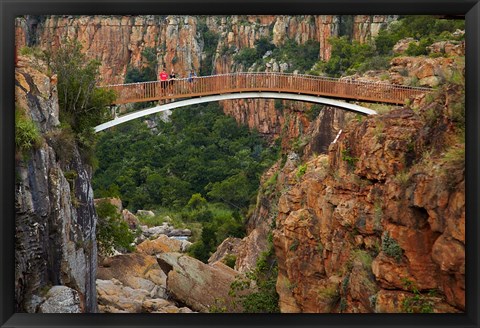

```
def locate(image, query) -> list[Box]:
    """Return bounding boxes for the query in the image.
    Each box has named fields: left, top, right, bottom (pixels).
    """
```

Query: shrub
left=405, top=38, right=431, bottom=56
left=442, top=144, right=464, bottom=171
left=187, top=193, right=208, bottom=210
left=351, top=249, right=373, bottom=268
left=305, top=104, right=323, bottom=121
left=15, top=107, right=42, bottom=155
left=382, top=232, right=403, bottom=262
left=341, top=146, right=358, bottom=168
left=234, top=47, right=258, bottom=68
left=289, top=238, right=300, bottom=251
left=401, top=278, right=434, bottom=313
left=317, top=284, right=341, bottom=310
left=95, top=200, right=135, bottom=256
left=223, top=254, right=237, bottom=269
left=296, top=164, right=307, bottom=179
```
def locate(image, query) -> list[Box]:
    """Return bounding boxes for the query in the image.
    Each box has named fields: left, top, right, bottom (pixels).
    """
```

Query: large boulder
left=122, top=209, right=139, bottom=229
left=97, top=253, right=167, bottom=298
left=136, top=210, right=155, bottom=217
left=140, top=224, right=169, bottom=239
left=157, top=253, right=244, bottom=312
left=38, top=286, right=82, bottom=313
left=137, top=234, right=186, bottom=255
left=97, top=279, right=149, bottom=313
left=96, top=279, right=191, bottom=313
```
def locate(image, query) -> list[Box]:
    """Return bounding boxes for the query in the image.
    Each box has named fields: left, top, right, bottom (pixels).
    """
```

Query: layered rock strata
left=15, top=55, right=98, bottom=312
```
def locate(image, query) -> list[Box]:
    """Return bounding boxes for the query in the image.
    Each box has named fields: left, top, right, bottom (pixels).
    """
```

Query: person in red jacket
left=159, top=67, right=169, bottom=96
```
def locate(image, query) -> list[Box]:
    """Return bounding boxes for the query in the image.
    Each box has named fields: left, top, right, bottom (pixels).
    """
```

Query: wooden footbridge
left=101, top=72, right=431, bottom=105
left=94, top=72, right=432, bottom=132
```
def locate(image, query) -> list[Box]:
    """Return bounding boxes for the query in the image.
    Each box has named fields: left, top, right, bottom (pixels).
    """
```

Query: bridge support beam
left=95, top=92, right=377, bottom=133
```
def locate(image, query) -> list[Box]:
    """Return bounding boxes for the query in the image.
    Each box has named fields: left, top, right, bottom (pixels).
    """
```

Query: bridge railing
left=100, top=72, right=433, bottom=105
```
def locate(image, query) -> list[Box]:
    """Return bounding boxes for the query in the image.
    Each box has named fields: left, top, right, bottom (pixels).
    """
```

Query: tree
left=48, top=38, right=115, bottom=133
left=47, top=38, right=116, bottom=164
left=95, top=200, right=135, bottom=256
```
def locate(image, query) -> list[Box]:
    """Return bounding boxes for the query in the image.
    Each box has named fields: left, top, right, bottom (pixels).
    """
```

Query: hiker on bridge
left=159, top=67, right=169, bottom=96
left=187, top=70, right=197, bottom=92
left=168, top=69, right=176, bottom=95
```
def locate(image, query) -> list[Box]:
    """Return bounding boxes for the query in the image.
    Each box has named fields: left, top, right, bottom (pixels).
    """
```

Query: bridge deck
left=99, top=72, right=432, bottom=106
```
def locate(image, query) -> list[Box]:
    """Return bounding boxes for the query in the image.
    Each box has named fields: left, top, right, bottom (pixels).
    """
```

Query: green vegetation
left=262, top=171, right=279, bottom=196
left=93, top=102, right=278, bottom=262
left=186, top=205, right=245, bottom=263
left=341, top=146, right=359, bottom=168
left=234, top=47, right=258, bottom=68
left=124, top=47, right=158, bottom=111
left=197, top=18, right=220, bottom=76
left=233, top=37, right=276, bottom=69
left=305, top=104, right=324, bottom=121
left=95, top=200, right=135, bottom=256
left=271, top=39, right=319, bottom=73
left=313, top=36, right=378, bottom=77
left=19, top=45, right=46, bottom=59
left=15, top=106, right=42, bottom=156
left=351, top=249, right=373, bottom=269
left=373, top=201, right=383, bottom=232
left=317, top=284, right=341, bottom=311
left=232, top=37, right=319, bottom=73
left=375, top=16, right=464, bottom=56
left=228, top=232, right=280, bottom=313
left=311, top=16, right=464, bottom=78
left=125, top=47, right=158, bottom=83
left=401, top=278, right=435, bottom=313
left=46, top=39, right=116, bottom=165
left=289, top=238, right=300, bottom=251
left=296, top=164, right=307, bottom=180
left=93, top=102, right=278, bottom=211
left=381, top=232, right=403, bottom=262
left=223, top=254, right=237, bottom=269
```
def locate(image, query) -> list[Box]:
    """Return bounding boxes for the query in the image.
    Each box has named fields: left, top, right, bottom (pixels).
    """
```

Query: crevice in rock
left=156, top=257, right=173, bottom=275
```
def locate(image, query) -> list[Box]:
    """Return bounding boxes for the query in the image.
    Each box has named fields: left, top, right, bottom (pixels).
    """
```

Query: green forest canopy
left=93, top=102, right=278, bottom=213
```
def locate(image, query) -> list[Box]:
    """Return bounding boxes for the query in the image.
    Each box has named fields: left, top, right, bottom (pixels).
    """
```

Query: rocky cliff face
left=15, top=55, right=98, bottom=313
left=239, top=82, right=465, bottom=313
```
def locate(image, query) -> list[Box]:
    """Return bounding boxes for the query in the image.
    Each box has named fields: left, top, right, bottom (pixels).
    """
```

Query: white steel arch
left=94, top=92, right=377, bottom=133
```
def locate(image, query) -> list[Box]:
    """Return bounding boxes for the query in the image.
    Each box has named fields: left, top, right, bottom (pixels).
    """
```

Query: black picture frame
left=1, top=1, right=479, bottom=327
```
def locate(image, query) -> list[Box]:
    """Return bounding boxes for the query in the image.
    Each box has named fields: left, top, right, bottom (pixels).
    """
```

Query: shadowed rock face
left=15, top=56, right=98, bottom=313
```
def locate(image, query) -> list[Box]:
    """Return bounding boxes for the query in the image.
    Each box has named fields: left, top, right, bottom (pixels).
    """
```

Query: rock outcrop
left=252, top=84, right=465, bottom=313
left=137, top=234, right=190, bottom=255
left=38, top=286, right=82, bottom=313
left=97, top=252, right=167, bottom=298
left=15, top=54, right=98, bottom=312
left=208, top=237, right=243, bottom=265
left=96, top=278, right=194, bottom=313
left=157, top=252, right=244, bottom=312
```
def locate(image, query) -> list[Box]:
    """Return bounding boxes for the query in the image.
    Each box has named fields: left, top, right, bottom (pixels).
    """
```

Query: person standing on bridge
left=159, top=67, right=169, bottom=97
left=168, top=69, right=176, bottom=96
left=187, top=69, right=197, bottom=92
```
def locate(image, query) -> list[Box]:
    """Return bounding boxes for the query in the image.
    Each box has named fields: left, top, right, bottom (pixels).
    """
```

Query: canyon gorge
left=14, top=14, right=465, bottom=314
